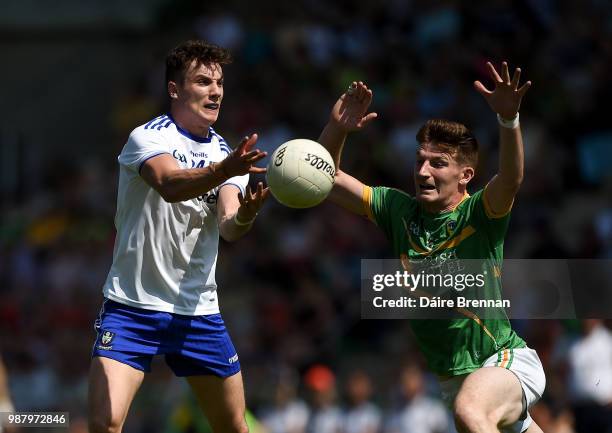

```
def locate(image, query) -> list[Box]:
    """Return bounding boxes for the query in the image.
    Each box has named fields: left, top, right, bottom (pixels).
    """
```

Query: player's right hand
left=329, top=81, right=378, bottom=133
left=218, top=134, right=267, bottom=177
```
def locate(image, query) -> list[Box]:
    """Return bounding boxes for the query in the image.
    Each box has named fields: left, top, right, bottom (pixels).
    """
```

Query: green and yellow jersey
left=364, top=185, right=525, bottom=376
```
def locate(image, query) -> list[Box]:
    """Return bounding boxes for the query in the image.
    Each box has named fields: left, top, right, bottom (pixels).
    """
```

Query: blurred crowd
left=1, top=0, right=612, bottom=432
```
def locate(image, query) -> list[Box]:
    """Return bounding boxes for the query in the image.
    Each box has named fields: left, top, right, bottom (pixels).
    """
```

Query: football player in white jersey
left=88, top=40, right=268, bottom=433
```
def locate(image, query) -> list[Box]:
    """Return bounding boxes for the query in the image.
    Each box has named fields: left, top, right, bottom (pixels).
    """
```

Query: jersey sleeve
left=219, top=173, right=249, bottom=196
left=464, top=188, right=511, bottom=247
left=215, top=139, right=248, bottom=196
left=118, top=128, right=171, bottom=173
left=366, top=186, right=415, bottom=239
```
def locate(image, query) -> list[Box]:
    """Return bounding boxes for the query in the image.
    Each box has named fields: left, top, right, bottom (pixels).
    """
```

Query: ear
left=168, top=81, right=179, bottom=99
left=459, top=166, right=475, bottom=185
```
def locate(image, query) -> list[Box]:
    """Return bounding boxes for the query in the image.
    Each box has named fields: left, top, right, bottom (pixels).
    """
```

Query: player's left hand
left=236, top=182, right=269, bottom=222
left=474, top=62, right=531, bottom=120
left=329, top=81, right=378, bottom=132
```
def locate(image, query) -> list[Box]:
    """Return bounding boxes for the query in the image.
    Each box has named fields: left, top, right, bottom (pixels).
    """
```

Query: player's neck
left=170, top=108, right=211, bottom=138
left=422, top=191, right=468, bottom=214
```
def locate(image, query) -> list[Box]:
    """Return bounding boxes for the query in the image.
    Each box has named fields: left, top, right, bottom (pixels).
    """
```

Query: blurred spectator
left=385, top=364, right=450, bottom=433
left=342, top=370, right=381, bottom=433
left=530, top=402, right=575, bottom=433
left=566, top=320, right=612, bottom=433
left=260, top=368, right=310, bottom=433
left=304, top=365, right=343, bottom=433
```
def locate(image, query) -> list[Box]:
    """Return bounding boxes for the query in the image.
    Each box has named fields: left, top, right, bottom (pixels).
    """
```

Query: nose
left=209, top=82, right=222, bottom=100
left=417, top=161, right=430, bottom=179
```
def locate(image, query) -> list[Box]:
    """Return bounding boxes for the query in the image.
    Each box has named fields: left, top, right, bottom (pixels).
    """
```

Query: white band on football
left=497, top=113, right=520, bottom=129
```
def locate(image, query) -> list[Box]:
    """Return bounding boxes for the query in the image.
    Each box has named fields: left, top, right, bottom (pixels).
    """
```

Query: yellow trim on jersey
left=455, top=306, right=499, bottom=347
left=451, top=191, right=470, bottom=211
left=400, top=254, right=413, bottom=273
left=399, top=260, right=499, bottom=348
left=483, top=183, right=513, bottom=219
left=441, top=225, right=476, bottom=250
left=363, top=185, right=374, bottom=221
left=493, top=265, right=502, bottom=278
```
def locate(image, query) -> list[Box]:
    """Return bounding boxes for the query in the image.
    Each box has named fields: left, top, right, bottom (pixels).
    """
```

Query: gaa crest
left=101, top=330, right=115, bottom=345
left=446, top=219, right=457, bottom=235
left=409, top=221, right=420, bottom=236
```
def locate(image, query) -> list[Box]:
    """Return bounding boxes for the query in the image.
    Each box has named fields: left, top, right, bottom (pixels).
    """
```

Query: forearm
left=158, top=162, right=228, bottom=202
left=496, top=118, right=524, bottom=189
left=218, top=211, right=255, bottom=242
left=318, top=122, right=348, bottom=169
left=328, top=170, right=368, bottom=215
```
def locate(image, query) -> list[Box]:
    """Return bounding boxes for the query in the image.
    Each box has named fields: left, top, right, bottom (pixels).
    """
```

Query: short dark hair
left=165, top=40, right=232, bottom=85
left=416, top=119, right=479, bottom=168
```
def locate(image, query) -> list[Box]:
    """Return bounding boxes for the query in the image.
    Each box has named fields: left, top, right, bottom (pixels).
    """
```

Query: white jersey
left=102, top=114, right=248, bottom=315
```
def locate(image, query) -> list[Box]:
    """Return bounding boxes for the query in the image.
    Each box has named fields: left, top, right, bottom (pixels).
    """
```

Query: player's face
left=175, top=61, right=224, bottom=127
left=414, top=142, right=470, bottom=211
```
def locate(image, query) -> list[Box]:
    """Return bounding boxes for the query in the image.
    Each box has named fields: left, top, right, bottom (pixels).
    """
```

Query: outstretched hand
left=474, top=62, right=531, bottom=120
left=219, top=134, right=267, bottom=177
left=236, top=182, right=269, bottom=223
left=329, top=81, right=378, bottom=133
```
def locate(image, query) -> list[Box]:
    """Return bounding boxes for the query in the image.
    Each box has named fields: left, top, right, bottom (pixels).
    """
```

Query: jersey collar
left=167, top=113, right=213, bottom=143
left=420, top=191, right=470, bottom=217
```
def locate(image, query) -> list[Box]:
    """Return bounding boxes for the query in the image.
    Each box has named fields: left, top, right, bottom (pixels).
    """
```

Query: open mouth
left=204, top=103, right=219, bottom=110
left=419, top=184, right=436, bottom=191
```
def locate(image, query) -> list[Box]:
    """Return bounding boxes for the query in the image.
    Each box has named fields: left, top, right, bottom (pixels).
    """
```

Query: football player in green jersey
left=318, top=62, right=545, bottom=433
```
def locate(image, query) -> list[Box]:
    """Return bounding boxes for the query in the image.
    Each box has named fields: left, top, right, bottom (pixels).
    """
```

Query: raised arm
left=141, top=134, right=266, bottom=203
left=318, top=82, right=377, bottom=215
left=474, top=62, right=531, bottom=216
left=217, top=181, right=269, bottom=242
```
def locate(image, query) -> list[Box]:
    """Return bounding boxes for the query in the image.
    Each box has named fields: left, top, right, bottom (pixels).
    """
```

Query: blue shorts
left=91, top=299, right=241, bottom=377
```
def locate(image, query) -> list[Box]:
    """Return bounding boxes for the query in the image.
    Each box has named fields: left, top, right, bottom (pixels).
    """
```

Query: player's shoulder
left=367, top=186, right=415, bottom=224
left=372, top=186, right=415, bottom=206
left=128, top=114, right=175, bottom=140
left=209, top=127, right=232, bottom=155
left=134, top=114, right=174, bottom=134
left=458, top=188, right=485, bottom=211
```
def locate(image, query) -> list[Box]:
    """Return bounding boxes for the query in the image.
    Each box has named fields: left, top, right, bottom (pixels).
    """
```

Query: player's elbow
left=507, top=175, right=523, bottom=193
left=513, top=169, right=524, bottom=187
left=142, top=168, right=183, bottom=202
left=153, top=182, right=182, bottom=203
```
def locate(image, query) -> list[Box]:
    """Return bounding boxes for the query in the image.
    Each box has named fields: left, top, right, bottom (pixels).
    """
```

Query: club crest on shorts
left=101, top=330, right=115, bottom=346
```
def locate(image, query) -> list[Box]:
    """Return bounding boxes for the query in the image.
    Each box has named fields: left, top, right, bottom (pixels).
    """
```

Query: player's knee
left=88, top=413, right=123, bottom=433
left=454, top=398, right=493, bottom=433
